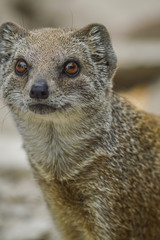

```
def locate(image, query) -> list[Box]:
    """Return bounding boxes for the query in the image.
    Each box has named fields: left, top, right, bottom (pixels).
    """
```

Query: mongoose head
left=0, top=22, right=117, bottom=122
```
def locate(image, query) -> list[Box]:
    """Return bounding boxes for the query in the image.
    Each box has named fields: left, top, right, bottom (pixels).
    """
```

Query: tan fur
left=0, top=22, right=160, bottom=240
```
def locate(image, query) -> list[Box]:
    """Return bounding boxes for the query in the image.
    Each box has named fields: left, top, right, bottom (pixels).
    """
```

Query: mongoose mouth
left=28, top=103, right=71, bottom=115
left=29, top=104, right=57, bottom=115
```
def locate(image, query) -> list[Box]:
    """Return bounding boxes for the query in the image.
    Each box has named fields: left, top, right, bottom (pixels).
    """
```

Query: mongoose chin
left=0, top=22, right=160, bottom=240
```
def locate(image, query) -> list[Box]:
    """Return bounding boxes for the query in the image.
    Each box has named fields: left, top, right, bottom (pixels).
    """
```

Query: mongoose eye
left=63, top=61, right=80, bottom=77
left=15, top=59, right=28, bottom=76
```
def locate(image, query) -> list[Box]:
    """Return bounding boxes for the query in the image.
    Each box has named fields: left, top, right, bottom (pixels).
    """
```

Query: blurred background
left=0, top=0, right=160, bottom=239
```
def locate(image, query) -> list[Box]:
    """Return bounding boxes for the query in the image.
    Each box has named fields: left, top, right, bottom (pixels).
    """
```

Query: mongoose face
left=0, top=22, right=117, bottom=121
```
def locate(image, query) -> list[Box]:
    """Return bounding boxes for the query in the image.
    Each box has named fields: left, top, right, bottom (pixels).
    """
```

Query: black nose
left=30, top=82, right=49, bottom=99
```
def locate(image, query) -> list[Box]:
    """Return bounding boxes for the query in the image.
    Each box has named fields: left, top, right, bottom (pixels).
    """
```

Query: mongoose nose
left=30, top=82, right=49, bottom=99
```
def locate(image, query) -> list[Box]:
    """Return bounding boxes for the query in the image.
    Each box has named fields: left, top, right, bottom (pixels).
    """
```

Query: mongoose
left=0, top=22, right=160, bottom=240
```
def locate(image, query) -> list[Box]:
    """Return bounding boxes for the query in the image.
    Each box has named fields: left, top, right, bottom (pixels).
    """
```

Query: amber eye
left=64, top=61, right=80, bottom=77
left=15, top=59, right=28, bottom=76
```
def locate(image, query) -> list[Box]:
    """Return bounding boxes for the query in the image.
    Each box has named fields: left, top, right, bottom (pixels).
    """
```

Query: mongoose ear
left=0, top=22, right=27, bottom=62
left=74, top=24, right=117, bottom=79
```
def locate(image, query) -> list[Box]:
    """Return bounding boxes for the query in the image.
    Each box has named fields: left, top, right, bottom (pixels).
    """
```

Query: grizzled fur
left=0, top=22, right=160, bottom=240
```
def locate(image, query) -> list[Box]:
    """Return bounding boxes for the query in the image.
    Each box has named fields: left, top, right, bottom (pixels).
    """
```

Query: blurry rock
left=127, top=15, right=160, bottom=39
left=119, top=85, right=150, bottom=111
left=3, top=0, right=71, bottom=29
left=114, top=66, right=160, bottom=91
left=119, top=76, right=160, bottom=115
left=113, top=40, right=160, bottom=90
left=0, top=0, right=159, bottom=38
left=0, top=169, right=60, bottom=240
left=147, top=77, right=160, bottom=115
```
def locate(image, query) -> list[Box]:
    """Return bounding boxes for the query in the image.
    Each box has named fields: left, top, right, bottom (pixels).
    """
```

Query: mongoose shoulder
left=0, top=22, right=160, bottom=240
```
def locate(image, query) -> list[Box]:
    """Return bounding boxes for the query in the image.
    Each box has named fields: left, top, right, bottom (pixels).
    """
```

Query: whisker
left=0, top=103, right=7, bottom=111
left=64, top=3, right=74, bottom=29
left=21, top=13, right=25, bottom=28
left=69, top=8, right=74, bottom=29
left=0, top=109, right=11, bottom=134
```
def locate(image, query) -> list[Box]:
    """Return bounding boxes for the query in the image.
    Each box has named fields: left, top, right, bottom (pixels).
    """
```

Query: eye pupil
left=15, top=59, right=28, bottom=75
left=64, top=61, right=79, bottom=76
